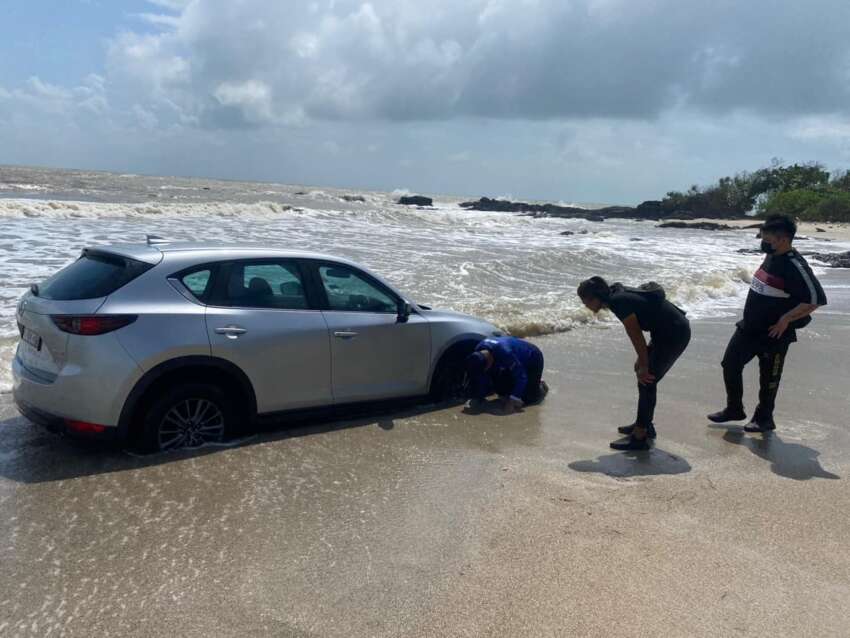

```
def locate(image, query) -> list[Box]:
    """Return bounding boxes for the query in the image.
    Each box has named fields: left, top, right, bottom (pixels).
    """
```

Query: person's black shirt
left=608, top=290, right=688, bottom=336
left=738, top=249, right=827, bottom=342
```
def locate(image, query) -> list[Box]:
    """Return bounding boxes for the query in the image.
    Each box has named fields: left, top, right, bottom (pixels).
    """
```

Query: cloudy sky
left=2, top=0, right=850, bottom=203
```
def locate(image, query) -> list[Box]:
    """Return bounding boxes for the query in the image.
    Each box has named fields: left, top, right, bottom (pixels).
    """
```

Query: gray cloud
left=3, top=0, right=850, bottom=203
left=97, top=0, right=850, bottom=127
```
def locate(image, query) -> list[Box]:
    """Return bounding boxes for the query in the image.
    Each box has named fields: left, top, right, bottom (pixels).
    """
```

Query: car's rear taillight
left=51, top=315, right=138, bottom=335
left=65, top=419, right=107, bottom=434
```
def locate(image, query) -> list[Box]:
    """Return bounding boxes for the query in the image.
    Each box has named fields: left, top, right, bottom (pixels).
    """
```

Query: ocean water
left=2, top=165, right=848, bottom=394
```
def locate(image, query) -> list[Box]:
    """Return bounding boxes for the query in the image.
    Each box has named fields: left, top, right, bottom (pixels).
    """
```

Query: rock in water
left=635, top=200, right=663, bottom=217
left=805, top=251, right=850, bottom=268
left=398, top=195, right=433, bottom=206
left=658, top=221, right=737, bottom=231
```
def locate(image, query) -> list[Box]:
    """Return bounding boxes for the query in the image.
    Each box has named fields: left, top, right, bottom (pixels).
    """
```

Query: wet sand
left=1, top=316, right=849, bottom=637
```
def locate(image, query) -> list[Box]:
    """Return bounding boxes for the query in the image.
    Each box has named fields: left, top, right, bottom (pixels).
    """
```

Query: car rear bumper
left=12, top=351, right=129, bottom=440
left=13, top=397, right=120, bottom=441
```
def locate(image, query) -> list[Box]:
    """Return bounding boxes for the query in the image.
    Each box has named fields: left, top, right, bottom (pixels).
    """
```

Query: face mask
left=760, top=240, right=776, bottom=254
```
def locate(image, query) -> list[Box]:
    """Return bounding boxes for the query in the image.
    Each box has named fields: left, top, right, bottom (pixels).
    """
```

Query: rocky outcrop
left=459, top=197, right=633, bottom=220
left=342, top=194, right=366, bottom=203
left=805, top=251, right=850, bottom=268
left=457, top=196, right=754, bottom=222
left=635, top=200, right=663, bottom=217
left=451, top=192, right=776, bottom=224
left=658, top=221, right=737, bottom=231
left=398, top=195, right=433, bottom=206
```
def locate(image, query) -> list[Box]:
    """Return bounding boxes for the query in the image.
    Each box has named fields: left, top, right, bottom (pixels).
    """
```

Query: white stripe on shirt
left=790, top=257, right=817, bottom=304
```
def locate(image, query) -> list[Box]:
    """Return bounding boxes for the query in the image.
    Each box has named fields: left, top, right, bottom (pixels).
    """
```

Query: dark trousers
left=521, top=350, right=545, bottom=404
left=722, top=328, right=790, bottom=418
left=636, top=323, right=691, bottom=427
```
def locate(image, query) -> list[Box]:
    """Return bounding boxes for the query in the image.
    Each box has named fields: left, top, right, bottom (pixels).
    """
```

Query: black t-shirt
left=739, top=250, right=827, bottom=342
left=608, top=290, right=688, bottom=336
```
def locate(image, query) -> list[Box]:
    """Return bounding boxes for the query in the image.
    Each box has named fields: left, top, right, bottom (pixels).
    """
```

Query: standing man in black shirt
left=578, top=277, right=691, bottom=450
left=708, top=214, right=827, bottom=432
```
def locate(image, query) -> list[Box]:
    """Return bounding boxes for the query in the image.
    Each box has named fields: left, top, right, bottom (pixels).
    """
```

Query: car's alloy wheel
left=141, top=382, right=233, bottom=452
left=158, top=397, right=225, bottom=450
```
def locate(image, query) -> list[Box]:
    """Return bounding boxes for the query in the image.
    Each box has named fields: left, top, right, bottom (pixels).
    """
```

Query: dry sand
left=1, top=315, right=849, bottom=637
left=664, top=218, right=850, bottom=243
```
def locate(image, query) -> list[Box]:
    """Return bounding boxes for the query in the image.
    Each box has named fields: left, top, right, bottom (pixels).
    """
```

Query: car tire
left=141, top=383, right=233, bottom=452
left=429, top=343, right=476, bottom=403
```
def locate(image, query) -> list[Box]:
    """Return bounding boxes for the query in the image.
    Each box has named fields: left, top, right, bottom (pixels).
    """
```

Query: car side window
left=222, top=261, right=309, bottom=310
left=181, top=269, right=212, bottom=300
left=318, top=265, right=397, bottom=313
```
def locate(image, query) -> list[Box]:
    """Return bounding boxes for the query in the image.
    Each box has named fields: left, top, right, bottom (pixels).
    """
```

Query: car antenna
left=146, top=234, right=169, bottom=246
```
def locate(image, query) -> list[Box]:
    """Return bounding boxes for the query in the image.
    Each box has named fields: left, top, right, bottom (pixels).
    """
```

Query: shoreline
left=2, top=314, right=848, bottom=636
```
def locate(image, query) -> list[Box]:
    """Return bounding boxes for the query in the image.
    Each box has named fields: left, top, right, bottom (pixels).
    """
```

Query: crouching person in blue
left=465, top=337, right=548, bottom=415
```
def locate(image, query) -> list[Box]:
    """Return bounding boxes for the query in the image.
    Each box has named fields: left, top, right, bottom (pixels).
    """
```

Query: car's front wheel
left=429, top=343, right=476, bottom=403
left=141, top=383, right=232, bottom=452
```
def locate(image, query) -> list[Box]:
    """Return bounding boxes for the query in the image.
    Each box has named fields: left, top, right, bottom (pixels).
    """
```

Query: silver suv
left=12, top=241, right=500, bottom=451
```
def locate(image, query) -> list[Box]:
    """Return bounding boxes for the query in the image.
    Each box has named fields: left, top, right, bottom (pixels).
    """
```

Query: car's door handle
left=215, top=325, right=247, bottom=338
left=334, top=331, right=358, bottom=339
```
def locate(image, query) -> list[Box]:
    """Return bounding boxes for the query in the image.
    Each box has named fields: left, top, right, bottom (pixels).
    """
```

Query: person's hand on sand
left=769, top=316, right=790, bottom=339
left=501, top=396, right=524, bottom=414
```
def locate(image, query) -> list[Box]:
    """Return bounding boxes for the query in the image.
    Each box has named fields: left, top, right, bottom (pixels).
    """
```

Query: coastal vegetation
left=460, top=160, right=850, bottom=223
left=660, top=160, right=850, bottom=222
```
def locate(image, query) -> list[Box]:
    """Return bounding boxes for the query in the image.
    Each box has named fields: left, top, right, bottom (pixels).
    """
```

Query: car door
left=202, top=259, right=333, bottom=414
left=308, top=260, right=430, bottom=403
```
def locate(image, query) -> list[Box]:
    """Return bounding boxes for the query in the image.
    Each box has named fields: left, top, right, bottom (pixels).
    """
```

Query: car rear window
left=38, top=252, right=153, bottom=301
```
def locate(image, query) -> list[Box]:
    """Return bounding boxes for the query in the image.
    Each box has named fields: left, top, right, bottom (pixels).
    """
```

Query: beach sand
left=1, top=315, right=848, bottom=636
left=664, top=218, right=850, bottom=243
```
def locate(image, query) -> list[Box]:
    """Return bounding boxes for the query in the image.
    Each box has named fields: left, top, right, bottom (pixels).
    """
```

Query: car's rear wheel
left=141, top=383, right=232, bottom=452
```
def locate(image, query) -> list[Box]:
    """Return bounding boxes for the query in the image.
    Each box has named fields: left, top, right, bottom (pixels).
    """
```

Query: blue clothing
left=470, top=337, right=543, bottom=401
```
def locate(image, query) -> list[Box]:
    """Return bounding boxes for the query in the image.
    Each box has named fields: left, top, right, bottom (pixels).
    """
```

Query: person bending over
left=708, top=214, right=827, bottom=432
left=465, top=336, right=547, bottom=415
left=578, top=277, right=691, bottom=451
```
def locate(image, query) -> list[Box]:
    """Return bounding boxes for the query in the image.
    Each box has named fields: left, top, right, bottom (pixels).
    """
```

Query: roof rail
left=146, top=234, right=170, bottom=246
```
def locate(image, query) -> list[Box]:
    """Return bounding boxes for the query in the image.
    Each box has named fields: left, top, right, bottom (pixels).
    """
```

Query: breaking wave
left=0, top=198, right=311, bottom=219
left=1, top=188, right=844, bottom=394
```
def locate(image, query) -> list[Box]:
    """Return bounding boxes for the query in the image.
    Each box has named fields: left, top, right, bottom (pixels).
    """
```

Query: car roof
left=87, top=241, right=356, bottom=266
left=85, top=241, right=405, bottom=296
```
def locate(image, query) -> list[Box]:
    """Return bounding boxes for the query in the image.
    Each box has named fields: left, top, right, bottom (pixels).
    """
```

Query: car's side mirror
left=397, top=300, right=411, bottom=323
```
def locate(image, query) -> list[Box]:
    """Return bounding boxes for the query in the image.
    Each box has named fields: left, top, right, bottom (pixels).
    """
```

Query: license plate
left=22, top=328, right=42, bottom=351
